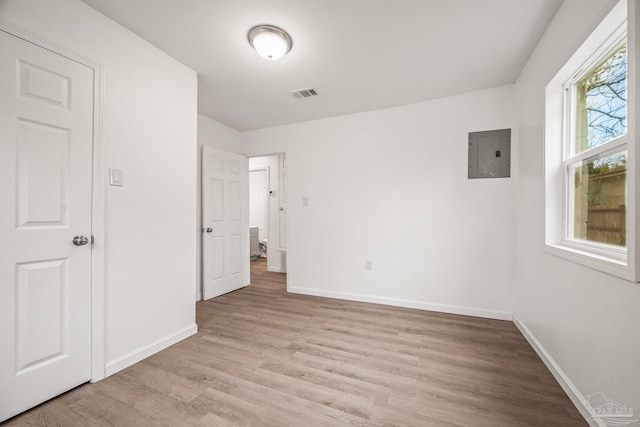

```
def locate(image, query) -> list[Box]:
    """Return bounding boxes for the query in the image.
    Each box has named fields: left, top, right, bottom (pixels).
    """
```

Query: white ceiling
left=80, top=0, right=562, bottom=131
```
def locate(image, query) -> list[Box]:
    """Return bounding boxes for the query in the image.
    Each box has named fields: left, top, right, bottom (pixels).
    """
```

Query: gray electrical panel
left=468, top=128, right=511, bottom=179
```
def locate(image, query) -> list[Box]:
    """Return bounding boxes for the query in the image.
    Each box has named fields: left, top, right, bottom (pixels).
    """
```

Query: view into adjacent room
left=249, top=154, right=288, bottom=287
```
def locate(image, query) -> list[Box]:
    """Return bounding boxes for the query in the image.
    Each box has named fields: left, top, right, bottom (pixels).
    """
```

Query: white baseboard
left=288, top=286, right=512, bottom=321
left=105, top=324, right=198, bottom=377
left=513, top=316, right=602, bottom=427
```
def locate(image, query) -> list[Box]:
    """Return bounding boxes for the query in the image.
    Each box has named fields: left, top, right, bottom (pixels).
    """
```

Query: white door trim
left=0, top=21, right=106, bottom=382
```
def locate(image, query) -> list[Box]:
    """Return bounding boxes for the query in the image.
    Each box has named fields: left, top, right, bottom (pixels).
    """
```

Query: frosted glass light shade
left=248, top=25, right=292, bottom=61
left=253, top=32, right=287, bottom=60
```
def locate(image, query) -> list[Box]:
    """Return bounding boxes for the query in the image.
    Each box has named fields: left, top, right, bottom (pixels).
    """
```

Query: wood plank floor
left=3, top=258, right=586, bottom=426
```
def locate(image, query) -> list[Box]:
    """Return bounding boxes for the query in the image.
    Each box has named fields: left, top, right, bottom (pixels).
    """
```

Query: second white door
left=202, top=146, right=249, bottom=299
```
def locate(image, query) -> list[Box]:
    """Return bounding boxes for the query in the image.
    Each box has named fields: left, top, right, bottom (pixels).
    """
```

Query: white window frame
left=545, top=0, right=640, bottom=282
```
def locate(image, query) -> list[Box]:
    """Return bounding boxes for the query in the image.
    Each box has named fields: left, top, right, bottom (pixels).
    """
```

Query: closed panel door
left=202, top=146, right=249, bottom=299
left=0, top=30, right=93, bottom=422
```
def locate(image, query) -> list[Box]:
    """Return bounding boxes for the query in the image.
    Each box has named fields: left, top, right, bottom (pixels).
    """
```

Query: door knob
left=205, top=228, right=213, bottom=233
left=72, top=235, right=89, bottom=246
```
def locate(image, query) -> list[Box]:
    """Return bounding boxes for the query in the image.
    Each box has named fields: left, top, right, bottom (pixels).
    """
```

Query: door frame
left=247, top=151, right=290, bottom=283
left=0, top=21, right=107, bottom=382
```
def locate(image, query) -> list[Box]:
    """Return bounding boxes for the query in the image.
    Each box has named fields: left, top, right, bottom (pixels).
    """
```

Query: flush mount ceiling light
left=248, top=25, right=292, bottom=60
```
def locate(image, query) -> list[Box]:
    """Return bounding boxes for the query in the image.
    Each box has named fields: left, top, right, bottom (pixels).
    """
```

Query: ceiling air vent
left=289, top=87, right=318, bottom=99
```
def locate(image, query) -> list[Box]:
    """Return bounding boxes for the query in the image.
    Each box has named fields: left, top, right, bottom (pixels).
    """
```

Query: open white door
left=202, top=146, right=249, bottom=299
left=0, top=30, right=94, bottom=421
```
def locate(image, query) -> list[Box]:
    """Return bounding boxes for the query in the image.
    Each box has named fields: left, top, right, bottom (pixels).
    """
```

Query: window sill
left=544, top=243, right=635, bottom=281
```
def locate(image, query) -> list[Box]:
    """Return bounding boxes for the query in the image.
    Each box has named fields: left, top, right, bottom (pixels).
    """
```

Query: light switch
left=109, top=168, right=123, bottom=186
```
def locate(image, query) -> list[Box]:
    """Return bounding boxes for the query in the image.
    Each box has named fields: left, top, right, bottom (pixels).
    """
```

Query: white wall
left=198, top=113, right=244, bottom=154
left=249, top=169, right=268, bottom=239
left=249, top=155, right=283, bottom=272
left=513, top=0, right=640, bottom=418
left=243, top=85, right=515, bottom=319
left=197, top=114, right=243, bottom=299
left=0, top=0, right=198, bottom=375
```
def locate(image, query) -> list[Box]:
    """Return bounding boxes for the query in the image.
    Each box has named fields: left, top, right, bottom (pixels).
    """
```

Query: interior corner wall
left=197, top=114, right=243, bottom=300
left=513, top=0, right=640, bottom=416
left=0, top=0, right=198, bottom=374
left=242, top=85, right=516, bottom=319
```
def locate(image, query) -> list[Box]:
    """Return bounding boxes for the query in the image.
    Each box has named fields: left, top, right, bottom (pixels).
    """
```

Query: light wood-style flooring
left=3, top=258, right=586, bottom=426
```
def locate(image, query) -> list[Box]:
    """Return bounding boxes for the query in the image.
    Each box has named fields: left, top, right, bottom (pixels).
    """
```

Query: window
left=545, top=0, right=638, bottom=280
left=566, top=42, right=627, bottom=250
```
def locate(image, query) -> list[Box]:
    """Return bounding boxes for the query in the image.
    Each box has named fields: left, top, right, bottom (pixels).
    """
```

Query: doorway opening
left=248, top=153, right=287, bottom=290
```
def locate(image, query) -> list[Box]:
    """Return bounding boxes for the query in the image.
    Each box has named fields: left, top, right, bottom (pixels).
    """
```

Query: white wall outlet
left=365, top=260, right=373, bottom=270
left=302, top=197, right=309, bottom=206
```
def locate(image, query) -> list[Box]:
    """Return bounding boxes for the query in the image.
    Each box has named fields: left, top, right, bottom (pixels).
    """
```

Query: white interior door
left=0, top=30, right=94, bottom=421
left=202, top=146, right=249, bottom=299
